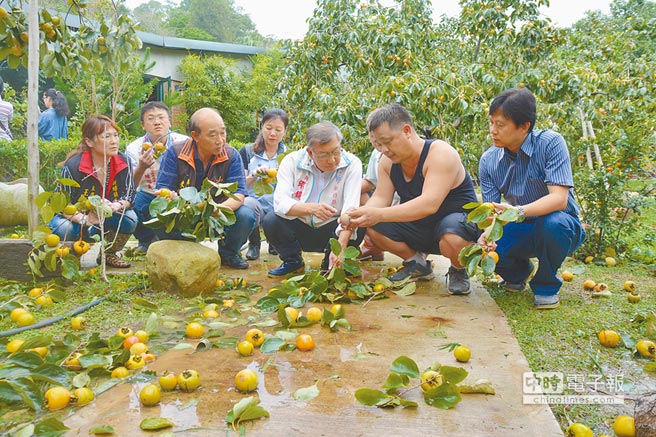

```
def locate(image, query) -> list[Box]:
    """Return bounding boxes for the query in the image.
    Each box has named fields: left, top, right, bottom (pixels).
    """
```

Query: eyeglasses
left=98, top=132, right=120, bottom=140
left=145, top=115, right=169, bottom=123
left=313, top=148, right=342, bottom=160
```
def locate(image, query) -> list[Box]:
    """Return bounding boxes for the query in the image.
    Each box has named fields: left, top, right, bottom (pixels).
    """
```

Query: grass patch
left=486, top=258, right=656, bottom=435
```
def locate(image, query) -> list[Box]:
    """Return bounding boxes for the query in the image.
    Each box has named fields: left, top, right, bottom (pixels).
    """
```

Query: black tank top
left=390, top=139, right=477, bottom=227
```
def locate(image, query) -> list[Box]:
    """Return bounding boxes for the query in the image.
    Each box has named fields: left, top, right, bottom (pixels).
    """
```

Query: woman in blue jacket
left=38, top=88, right=69, bottom=141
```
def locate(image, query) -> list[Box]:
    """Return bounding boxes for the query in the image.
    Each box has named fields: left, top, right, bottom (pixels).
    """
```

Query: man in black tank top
left=348, top=104, right=481, bottom=295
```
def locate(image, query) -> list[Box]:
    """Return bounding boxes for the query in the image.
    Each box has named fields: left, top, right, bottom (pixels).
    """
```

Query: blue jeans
left=262, top=211, right=365, bottom=261
left=494, top=211, right=586, bottom=296
left=49, top=210, right=138, bottom=241
left=132, top=191, right=157, bottom=246
left=155, top=204, right=256, bottom=259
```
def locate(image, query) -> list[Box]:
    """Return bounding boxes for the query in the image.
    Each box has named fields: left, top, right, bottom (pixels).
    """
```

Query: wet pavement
left=65, top=244, right=563, bottom=436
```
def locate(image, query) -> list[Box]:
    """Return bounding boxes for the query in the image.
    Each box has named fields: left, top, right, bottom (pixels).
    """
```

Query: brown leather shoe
left=358, top=238, right=384, bottom=261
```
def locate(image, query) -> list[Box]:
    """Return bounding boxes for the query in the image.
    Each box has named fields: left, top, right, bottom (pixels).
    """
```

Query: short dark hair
left=140, top=101, right=171, bottom=122
left=366, top=103, right=414, bottom=133
left=489, top=88, right=536, bottom=131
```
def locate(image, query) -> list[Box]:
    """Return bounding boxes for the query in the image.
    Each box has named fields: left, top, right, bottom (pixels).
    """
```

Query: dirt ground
left=64, top=244, right=563, bottom=436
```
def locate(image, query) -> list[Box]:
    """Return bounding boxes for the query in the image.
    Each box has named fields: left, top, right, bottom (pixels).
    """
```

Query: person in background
left=263, top=121, right=363, bottom=277
left=38, top=88, right=69, bottom=141
left=156, top=108, right=256, bottom=269
left=479, top=87, right=585, bottom=309
left=239, top=108, right=288, bottom=260
left=347, top=104, right=480, bottom=295
left=49, top=115, right=137, bottom=268
left=0, top=76, right=13, bottom=142
left=125, top=102, right=189, bottom=253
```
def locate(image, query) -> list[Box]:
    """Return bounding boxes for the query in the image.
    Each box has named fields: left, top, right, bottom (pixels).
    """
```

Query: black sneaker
left=268, top=258, right=305, bottom=277
left=246, top=244, right=260, bottom=260
left=388, top=259, right=434, bottom=282
left=445, top=266, right=470, bottom=295
left=221, top=254, right=249, bottom=269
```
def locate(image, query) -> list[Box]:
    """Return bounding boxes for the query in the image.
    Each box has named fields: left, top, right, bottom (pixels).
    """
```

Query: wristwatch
left=516, top=205, right=525, bottom=223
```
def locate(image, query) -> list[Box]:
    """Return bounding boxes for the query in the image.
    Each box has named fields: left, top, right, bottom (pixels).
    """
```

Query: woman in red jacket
left=49, top=115, right=137, bottom=268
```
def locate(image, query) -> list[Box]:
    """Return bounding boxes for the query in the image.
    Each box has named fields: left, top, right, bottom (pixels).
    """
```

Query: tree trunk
left=635, top=391, right=656, bottom=437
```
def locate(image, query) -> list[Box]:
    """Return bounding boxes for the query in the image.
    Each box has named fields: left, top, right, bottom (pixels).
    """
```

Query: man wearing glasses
left=125, top=102, right=189, bottom=253
left=263, top=121, right=363, bottom=277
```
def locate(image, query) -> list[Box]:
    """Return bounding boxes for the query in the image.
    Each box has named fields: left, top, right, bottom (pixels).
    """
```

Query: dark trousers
left=262, top=212, right=365, bottom=261
left=132, top=191, right=157, bottom=246
left=495, top=211, right=585, bottom=296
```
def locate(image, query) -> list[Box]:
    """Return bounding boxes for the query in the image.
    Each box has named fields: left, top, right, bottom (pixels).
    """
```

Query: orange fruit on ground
left=6, top=339, right=26, bottom=353
left=111, top=367, right=129, bottom=378
left=245, top=328, right=265, bottom=347
left=29, top=346, right=48, bottom=357
left=236, top=340, right=254, bottom=356
left=129, top=342, right=148, bottom=355
left=44, top=387, right=71, bottom=411
left=420, top=370, right=444, bottom=392
left=10, top=308, right=28, bottom=322
left=71, top=387, right=94, bottom=406
left=296, top=334, right=315, bottom=351
left=139, top=384, right=161, bottom=406
left=36, top=295, right=53, bottom=307
left=16, top=312, right=35, bottom=327
left=561, top=270, right=574, bottom=281
left=613, top=415, right=636, bottom=437
left=235, top=369, right=258, bottom=393
left=45, top=234, right=60, bottom=247
left=624, top=281, right=637, bottom=293
left=598, top=330, right=621, bottom=347
left=582, top=279, right=596, bottom=290
left=306, top=307, right=323, bottom=322
left=203, top=309, right=219, bottom=319
left=185, top=322, right=204, bottom=338
left=71, top=316, right=86, bottom=330
left=330, top=304, right=344, bottom=318
left=159, top=372, right=178, bottom=391
left=372, top=283, right=385, bottom=293
left=122, top=335, right=140, bottom=349
left=284, top=306, right=299, bottom=326
left=134, top=330, right=149, bottom=343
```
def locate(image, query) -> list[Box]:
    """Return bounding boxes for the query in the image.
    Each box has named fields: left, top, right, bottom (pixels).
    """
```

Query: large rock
left=0, top=179, right=43, bottom=226
left=146, top=240, right=220, bottom=297
left=635, top=391, right=656, bottom=437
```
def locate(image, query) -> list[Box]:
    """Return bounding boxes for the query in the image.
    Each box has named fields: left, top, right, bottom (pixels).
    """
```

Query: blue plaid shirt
left=479, top=129, right=580, bottom=218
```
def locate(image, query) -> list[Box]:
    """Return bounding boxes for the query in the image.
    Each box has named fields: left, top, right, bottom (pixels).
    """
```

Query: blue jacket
left=38, top=108, right=68, bottom=141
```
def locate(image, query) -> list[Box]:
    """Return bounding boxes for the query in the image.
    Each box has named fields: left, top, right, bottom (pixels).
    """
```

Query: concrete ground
left=64, top=243, right=563, bottom=436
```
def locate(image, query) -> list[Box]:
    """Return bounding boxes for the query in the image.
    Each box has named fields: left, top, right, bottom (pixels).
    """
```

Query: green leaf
left=486, top=220, right=504, bottom=242
left=480, top=254, right=497, bottom=276
left=32, top=363, right=71, bottom=385
left=237, top=405, right=270, bottom=424
left=398, top=398, right=419, bottom=408
left=292, top=383, right=320, bottom=401
left=132, top=297, right=158, bottom=311
left=620, top=333, right=636, bottom=350
left=260, top=337, right=285, bottom=354
left=382, top=372, right=409, bottom=389
left=0, top=381, right=23, bottom=403
left=89, top=425, right=115, bottom=435
left=140, top=417, right=174, bottom=430
left=79, top=354, right=111, bottom=369
left=6, top=352, right=44, bottom=368
left=392, top=282, right=416, bottom=296
left=423, top=381, right=462, bottom=409
left=33, top=417, right=69, bottom=436
left=343, top=246, right=360, bottom=259
left=329, top=238, right=341, bottom=256
left=467, top=204, right=492, bottom=223
left=497, top=208, right=518, bottom=222
left=389, top=356, right=419, bottom=378
left=73, top=372, right=91, bottom=388
left=8, top=377, right=42, bottom=411
left=145, top=312, right=159, bottom=336
left=354, top=388, right=393, bottom=406
left=35, top=191, right=52, bottom=208
left=58, top=177, right=81, bottom=188
left=439, top=366, right=469, bottom=384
